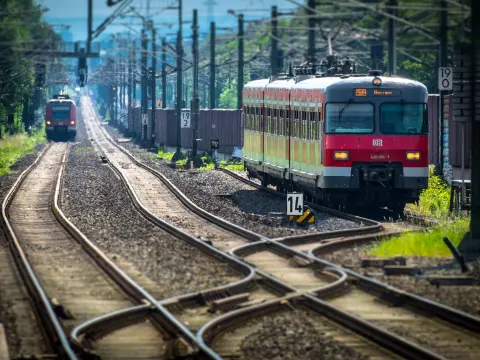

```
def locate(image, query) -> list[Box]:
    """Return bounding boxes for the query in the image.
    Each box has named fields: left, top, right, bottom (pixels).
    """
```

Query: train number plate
left=373, top=139, right=383, bottom=146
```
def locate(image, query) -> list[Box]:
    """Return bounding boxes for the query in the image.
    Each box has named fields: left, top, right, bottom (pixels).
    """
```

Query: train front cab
left=321, top=77, right=429, bottom=212
left=46, top=98, right=77, bottom=140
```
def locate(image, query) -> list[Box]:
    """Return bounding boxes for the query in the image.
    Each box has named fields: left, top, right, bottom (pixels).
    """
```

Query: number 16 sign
left=287, top=193, right=303, bottom=216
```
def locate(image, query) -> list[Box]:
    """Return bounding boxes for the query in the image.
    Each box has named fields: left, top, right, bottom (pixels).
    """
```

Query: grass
left=153, top=149, right=244, bottom=171
left=0, top=128, right=46, bottom=176
left=366, top=218, right=470, bottom=257
left=366, top=164, right=470, bottom=258
left=75, top=147, right=94, bottom=152
left=156, top=148, right=175, bottom=161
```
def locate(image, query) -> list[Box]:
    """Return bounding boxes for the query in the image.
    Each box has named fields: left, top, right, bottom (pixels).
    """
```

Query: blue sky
left=39, top=0, right=296, bottom=42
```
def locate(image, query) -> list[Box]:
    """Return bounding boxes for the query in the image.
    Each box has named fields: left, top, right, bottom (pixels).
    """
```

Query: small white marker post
left=181, top=110, right=191, bottom=128
left=438, top=67, right=453, bottom=91
left=286, top=193, right=304, bottom=216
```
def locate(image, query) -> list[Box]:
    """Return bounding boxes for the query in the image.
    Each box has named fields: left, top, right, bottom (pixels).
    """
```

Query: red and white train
left=45, top=94, right=77, bottom=140
left=242, top=70, right=428, bottom=213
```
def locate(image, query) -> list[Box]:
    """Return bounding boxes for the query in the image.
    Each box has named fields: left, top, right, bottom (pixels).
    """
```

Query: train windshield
left=51, top=103, right=71, bottom=121
left=325, top=103, right=374, bottom=134
left=380, top=103, right=428, bottom=135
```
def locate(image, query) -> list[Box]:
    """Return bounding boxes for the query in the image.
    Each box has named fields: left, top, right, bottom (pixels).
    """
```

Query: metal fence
left=129, top=108, right=242, bottom=154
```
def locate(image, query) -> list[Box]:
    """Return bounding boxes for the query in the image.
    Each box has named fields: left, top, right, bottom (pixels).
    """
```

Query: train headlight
left=334, top=151, right=350, bottom=160
left=46, top=121, right=51, bottom=125
left=406, top=151, right=421, bottom=160
left=70, top=121, right=75, bottom=125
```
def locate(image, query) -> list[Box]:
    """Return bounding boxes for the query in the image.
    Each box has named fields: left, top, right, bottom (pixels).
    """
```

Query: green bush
left=409, top=165, right=450, bottom=218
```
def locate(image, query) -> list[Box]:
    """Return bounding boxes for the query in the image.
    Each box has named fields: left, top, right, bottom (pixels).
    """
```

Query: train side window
left=308, top=111, right=316, bottom=140
left=279, top=109, right=284, bottom=136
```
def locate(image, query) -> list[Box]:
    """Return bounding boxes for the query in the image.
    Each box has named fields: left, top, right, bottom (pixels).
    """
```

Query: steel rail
left=197, top=271, right=447, bottom=360
left=53, top=139, right=227, bottom=360
left=96, top=111, right=383, bottom=246
left=216, top=167, right=383, bottom=245
left=307, top=248, right=480, bottom=333
left=1, top=144, right=78, bottom=360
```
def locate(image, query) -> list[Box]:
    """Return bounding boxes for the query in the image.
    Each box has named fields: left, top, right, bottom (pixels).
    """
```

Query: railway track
left=77, top=95, right=480, bottom=360
left=1, top=142, right=229, bottom=359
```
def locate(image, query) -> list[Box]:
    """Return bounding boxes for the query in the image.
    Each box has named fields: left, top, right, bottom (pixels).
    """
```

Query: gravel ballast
left=0, top=143, right=48, bottom=356
left=323, top=245, right=480, bottom=317
left=62, top=112, right=240, bottom=298
left=239, top=311, right=371, bottom=360
left=104, top=125, right=363, bottom=238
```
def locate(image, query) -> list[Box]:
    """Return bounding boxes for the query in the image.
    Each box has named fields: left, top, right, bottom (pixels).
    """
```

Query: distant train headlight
left=334, top=151, right=350, bottom=160
left=70, top=121, right=75, bottom=125
left=46, top=121, right=51, bottom=125
left=406, top=151, right=421, bottom=160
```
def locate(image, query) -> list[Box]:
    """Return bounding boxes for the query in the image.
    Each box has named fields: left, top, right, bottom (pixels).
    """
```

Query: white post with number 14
left=287, top=193, right=303, bottom=216
left=438, top=67, right=452, bottom=91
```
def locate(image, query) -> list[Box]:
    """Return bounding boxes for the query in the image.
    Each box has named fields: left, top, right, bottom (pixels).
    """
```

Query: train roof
left=47, top=98, right=76, bottom=105
left=244, top=75, right=427, bottom=93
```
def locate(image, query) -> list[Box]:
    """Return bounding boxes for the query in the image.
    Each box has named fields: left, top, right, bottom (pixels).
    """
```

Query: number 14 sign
left=287, top=193, right=303, bottom=216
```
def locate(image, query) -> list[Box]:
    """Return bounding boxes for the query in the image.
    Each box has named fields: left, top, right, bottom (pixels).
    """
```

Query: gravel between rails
left=323, top=245, right=480, bottom=317
left=103, top=125, right=362, bottom=238
left=0, top=143, right=48, bottom=357
left=62, top=113, right=240, bottom=299
left=239, top=311, right=371, bottom=360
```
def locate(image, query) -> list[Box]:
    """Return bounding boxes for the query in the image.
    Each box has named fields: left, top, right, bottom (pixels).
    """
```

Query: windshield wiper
left=338, top=99, right=353, bottom=119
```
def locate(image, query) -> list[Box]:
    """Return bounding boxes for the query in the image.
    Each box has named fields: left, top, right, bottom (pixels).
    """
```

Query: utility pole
left=141, top=29, right=148, bottom=143
left=175, top=0, right=183, bottom=156
left=87, top=0, right=93, bottom=54
left=387, top=0, right=397, bottom=75
left=151, top=28, right=157, bottom=148
left=162, top=37, right=167, bottom=109
left=439, top=0, right=448, bottom=172
left=192, top=9, right=200, bottom=158
left=307, top=0, right=315, bottom=71
left=237, top=14, right=244, bottom=110
left=271, top=6, right=279, bottom=76
left=128, top=39, right=132, bottom=109
left=210, top=21, right=216, bottom=109
left=131, top=38, right=136, bottom=107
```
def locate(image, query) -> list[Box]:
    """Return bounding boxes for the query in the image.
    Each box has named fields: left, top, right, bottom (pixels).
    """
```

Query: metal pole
left=151, top=28, right=157, bottom=148
left=307, top=0, right=315, bottom=70
left=162, top=37, right=167, bottom=109
left=142, top=29, right=148, bottom=143
left=175, top=0, right=183, bottom=156
left=128, top=40, right=132, bottom=109
left=271, top=6, right=278, bottom=76
left=87, top=0, right=93, bottom=54
left=132, top=38, right=136, bottom=107
left=439, top=0, right=448, bottom=172
left=470, top=0, right=480, bottom=246
left=237, top=14, right=244, bottom=110
left=209, top=21, right=216, bottom=109
left=388, top=0, right=397, bottom=75
left=192, top=9, right=199, bottom=158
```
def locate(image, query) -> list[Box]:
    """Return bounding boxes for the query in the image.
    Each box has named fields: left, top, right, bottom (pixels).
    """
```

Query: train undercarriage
left=247, top=165, right=421, bottom=216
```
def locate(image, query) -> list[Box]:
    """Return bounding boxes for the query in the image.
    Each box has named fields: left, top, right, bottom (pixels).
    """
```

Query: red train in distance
left=45, top=94, right=77, bottom=140
left=242, top=69, right=428, bottom=214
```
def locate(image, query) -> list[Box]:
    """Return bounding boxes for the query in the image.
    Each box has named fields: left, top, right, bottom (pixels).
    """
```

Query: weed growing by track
left=367, top=218, right=470, bottom=257
left=0, top=129, right=45, bottom=176
left=368, top=165, right=470, bottom=257
left=153, top=148, right=243, bottom=170
left=407, top=165, right=450, bottom=218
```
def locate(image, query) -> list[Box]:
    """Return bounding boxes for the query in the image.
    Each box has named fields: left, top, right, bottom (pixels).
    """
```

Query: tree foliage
left=0, top=0, right=60, bottom=137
